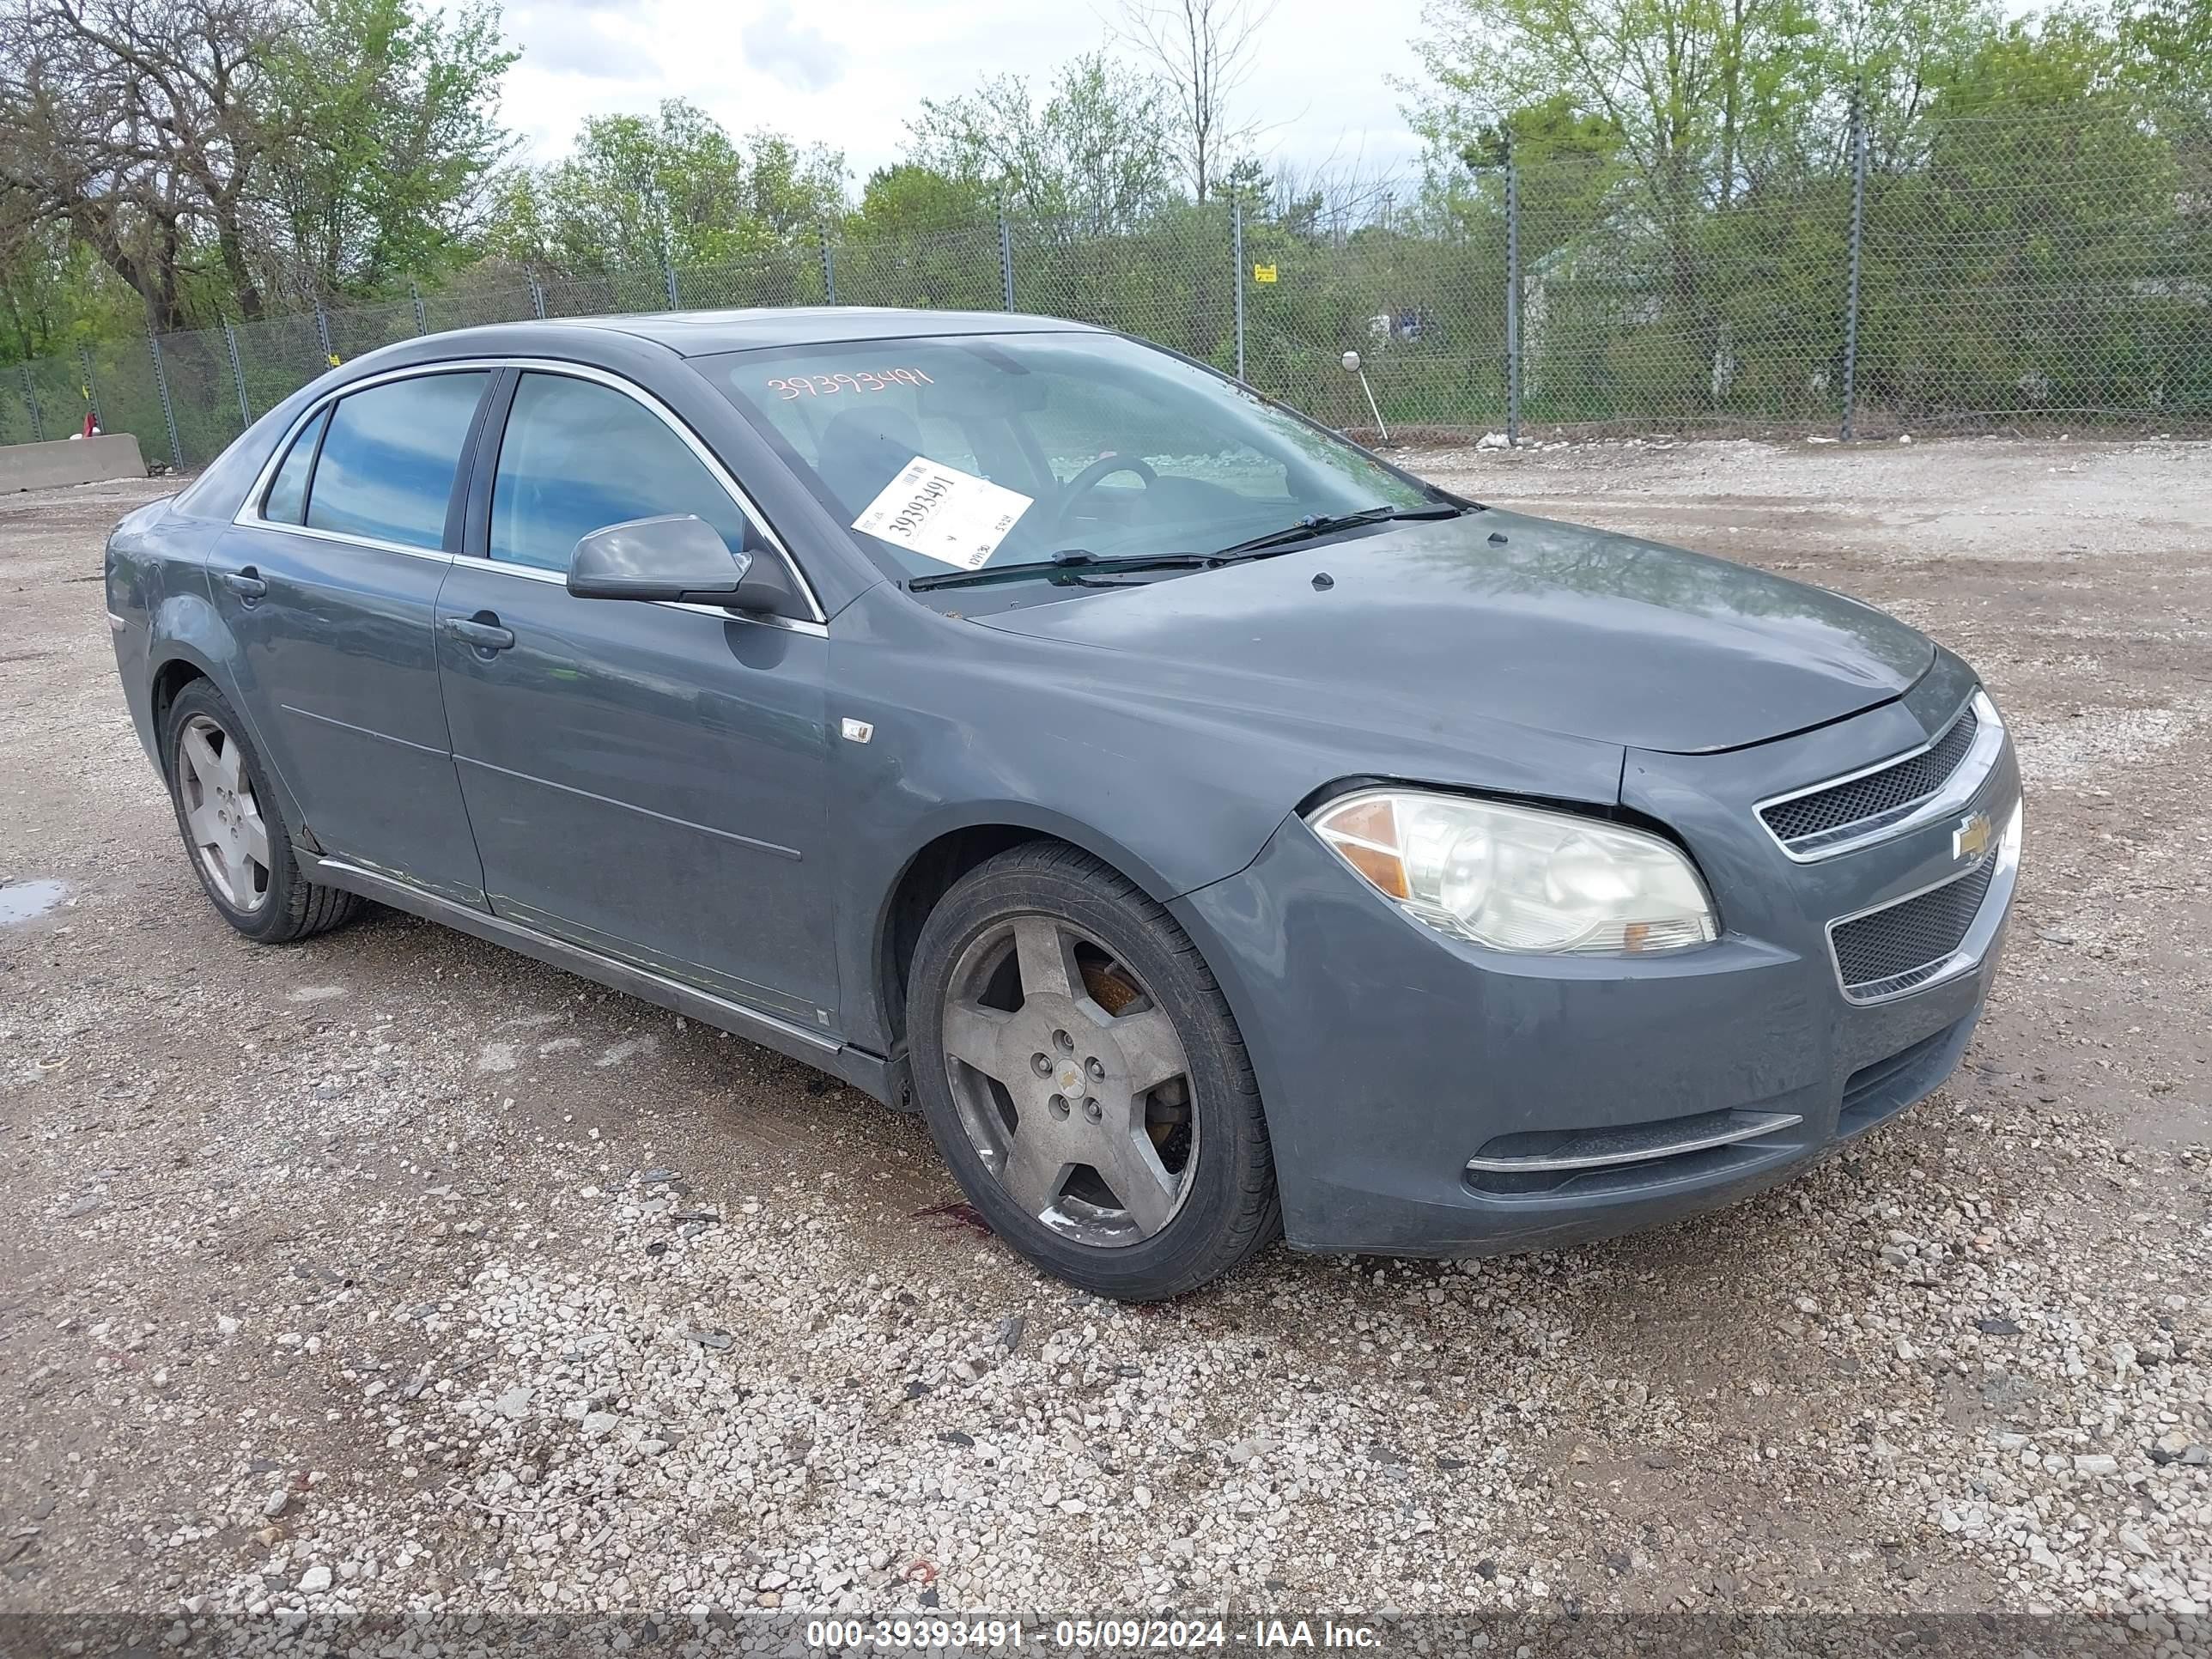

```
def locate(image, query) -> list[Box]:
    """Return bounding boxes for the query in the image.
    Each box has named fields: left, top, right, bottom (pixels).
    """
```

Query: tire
left=161, top=680, right=361, bottom=944
left=909, top=841, right=1279, bottom=1299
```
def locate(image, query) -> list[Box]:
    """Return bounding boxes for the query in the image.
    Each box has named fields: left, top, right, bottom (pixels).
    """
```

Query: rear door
left=210, top=369, right=491, bottom=906
left=432, top=365, right=841, bottom=1030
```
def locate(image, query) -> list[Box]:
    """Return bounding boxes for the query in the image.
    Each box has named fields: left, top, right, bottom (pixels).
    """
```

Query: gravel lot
left=3, top=436, right=2210, bottom=1636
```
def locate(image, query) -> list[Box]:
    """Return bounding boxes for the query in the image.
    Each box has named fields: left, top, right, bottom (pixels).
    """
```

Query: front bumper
left=1173, top=672, right=2021, bottom=1259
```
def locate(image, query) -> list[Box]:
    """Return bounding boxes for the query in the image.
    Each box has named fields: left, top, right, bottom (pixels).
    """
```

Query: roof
left=531, top=306, right=1103, bottom=357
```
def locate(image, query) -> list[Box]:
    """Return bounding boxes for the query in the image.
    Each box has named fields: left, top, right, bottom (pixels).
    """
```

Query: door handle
left=222, top=568, right=267, bottom=601
left=443, top=614, right=516, bottom=652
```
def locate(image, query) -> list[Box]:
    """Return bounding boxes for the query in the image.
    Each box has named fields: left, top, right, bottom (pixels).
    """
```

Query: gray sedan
left=103, top=308, right=2022, bottom=1299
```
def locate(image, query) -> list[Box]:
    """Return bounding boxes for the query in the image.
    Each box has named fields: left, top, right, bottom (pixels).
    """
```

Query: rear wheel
left=909, top=842, right=1279, bottom=1299
left=162, top=680, right=360, bottom=943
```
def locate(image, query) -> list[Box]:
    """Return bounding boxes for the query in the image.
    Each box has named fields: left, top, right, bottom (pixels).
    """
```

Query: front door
left=207, top=370, right=491, bottom=907
left=433, top=368, right=840, bottom=1030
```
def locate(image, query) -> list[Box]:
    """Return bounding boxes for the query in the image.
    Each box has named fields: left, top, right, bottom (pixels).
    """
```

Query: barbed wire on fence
left=1, top=96, right=2203, bottom=470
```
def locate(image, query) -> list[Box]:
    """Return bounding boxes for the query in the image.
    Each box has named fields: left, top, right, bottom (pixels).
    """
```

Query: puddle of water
left=0, top=878, right=70, bottom=926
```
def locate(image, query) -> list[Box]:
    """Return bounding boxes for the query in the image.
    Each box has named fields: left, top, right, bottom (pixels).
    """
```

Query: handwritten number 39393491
left=767, top=368, right=935, bottom=399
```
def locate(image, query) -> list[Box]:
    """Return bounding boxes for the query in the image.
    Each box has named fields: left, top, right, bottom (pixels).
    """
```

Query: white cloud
left=506, top=0, right=659, bottom=81
left=494, top=0, right=1430, bottom=185
left=739, top=3, right=849, bottom=93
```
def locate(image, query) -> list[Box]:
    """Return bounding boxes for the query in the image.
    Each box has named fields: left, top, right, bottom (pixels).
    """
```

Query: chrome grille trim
left=1756, top=691, right=2004, bottom=863
left=1465, top=1109, right=1803, bottom=1175
left=1825, top=797, right=2022, bottom=1006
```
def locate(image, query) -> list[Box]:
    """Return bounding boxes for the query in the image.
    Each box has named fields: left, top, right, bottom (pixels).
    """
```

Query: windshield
left=707, top=332, right=1436, bottom=585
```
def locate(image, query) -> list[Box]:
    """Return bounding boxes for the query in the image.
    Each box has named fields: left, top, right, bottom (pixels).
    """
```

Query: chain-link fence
left=3, top=96, right=2204, bottom=470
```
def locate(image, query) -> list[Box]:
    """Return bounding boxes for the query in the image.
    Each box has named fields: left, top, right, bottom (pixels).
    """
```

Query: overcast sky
left=495, top=0, right=1435, bottom=187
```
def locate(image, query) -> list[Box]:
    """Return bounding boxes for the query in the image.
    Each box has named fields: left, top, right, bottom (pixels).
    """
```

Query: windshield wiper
left=1209, top=502, right=1466, bottom=560
left=907, top=549, right=1218, bottom=592
left=905, top=505, right=1468, bottom=593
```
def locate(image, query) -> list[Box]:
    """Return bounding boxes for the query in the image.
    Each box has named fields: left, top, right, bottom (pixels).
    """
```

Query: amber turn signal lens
left=1337, top=836, right=1410, bottom=900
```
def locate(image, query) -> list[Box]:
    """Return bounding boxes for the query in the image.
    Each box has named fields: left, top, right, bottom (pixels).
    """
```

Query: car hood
left=966, top=508, right=1933, bottom=755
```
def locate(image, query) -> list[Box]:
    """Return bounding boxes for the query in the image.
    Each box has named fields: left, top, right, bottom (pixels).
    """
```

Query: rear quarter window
left=260, top=406, right=329, bottom=526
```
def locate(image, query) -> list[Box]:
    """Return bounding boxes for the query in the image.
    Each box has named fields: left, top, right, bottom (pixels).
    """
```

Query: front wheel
left=908, top=842, right=1279, bottom=1299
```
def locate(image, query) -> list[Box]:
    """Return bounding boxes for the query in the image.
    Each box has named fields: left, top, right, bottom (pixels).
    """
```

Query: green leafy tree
left=904, top=52, right=1176, bottom=240
left=491, top=100, right=843, bottom=277
left=1403, top=0, right=1828, bottom=229
left=0, top=213, right=141, bottom=362
left=848, top=163, right=994, bottom=239
left=262, top=0, right=516, bottom=303
left=1854, top=15, right=2198, bottom=415
left=830, top=165, right=1000, bottom=310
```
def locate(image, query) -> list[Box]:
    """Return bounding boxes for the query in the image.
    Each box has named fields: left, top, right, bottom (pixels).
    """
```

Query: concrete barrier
left=0, top=434, right=149, bottom=492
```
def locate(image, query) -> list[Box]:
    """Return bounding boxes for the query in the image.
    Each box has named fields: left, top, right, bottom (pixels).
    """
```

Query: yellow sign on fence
left=1252, top=264, right=1277, bottom=283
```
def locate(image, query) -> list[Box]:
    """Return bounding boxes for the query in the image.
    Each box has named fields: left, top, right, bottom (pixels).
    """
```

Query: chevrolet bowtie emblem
left=1953, top=811, right=1993, bottom=862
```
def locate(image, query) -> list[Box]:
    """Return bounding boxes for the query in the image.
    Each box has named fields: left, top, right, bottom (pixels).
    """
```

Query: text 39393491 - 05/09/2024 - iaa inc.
left=103, top=305, right=2021, bottom=1300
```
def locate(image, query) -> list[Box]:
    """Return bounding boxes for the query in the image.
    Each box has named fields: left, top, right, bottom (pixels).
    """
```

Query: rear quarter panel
left=107, top=376, right=343, bottom=797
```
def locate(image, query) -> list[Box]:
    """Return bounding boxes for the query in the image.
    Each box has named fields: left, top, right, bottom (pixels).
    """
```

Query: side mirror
left=567, top=514, right=793, bottom=615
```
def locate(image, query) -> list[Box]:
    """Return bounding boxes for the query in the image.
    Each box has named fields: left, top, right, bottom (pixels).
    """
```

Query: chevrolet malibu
left=103, top=308, right=2022, bottom=1299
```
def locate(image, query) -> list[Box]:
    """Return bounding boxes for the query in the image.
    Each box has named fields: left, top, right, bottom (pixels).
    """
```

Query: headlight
left=1307, top=788, right=1717, bottom=954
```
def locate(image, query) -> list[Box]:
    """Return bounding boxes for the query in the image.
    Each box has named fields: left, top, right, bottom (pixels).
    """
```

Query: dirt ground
left=3, top=436, right=2209, bottom=1635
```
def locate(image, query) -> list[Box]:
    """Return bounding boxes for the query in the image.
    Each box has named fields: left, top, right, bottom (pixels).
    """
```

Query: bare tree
left=1110, top=0, right=1278, bottom=201
left=0, top=0, right=512, bottom=331
left=0, top=0, right=285, bottom=328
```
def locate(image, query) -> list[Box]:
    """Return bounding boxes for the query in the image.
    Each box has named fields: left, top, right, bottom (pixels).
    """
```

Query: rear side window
left=261, top=406, right=329, bottom=525
left=489, top=372, right=750, bottom=572
left=305, top=372, right=489, bottom=550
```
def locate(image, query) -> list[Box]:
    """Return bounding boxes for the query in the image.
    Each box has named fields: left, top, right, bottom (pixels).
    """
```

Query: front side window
left=305, top=371, right=489, bottom=550
left=709, top=333, right=1431, bottom=584
left=261, top=405, right=329, bottom=526
left=489, top=372, right=753, bottom=572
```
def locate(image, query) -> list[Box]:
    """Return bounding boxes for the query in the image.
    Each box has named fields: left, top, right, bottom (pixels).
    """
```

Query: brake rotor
left=1079, top=958, right=1190, bottom=1155
left=1081, top=957, right=1144, bottom=1016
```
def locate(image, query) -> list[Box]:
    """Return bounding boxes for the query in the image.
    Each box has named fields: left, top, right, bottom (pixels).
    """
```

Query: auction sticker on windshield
left=853, top=456, right=1033, bottom=570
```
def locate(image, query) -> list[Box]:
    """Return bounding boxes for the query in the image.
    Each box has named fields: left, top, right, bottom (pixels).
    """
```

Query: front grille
left=1830, top=855, right=1999, bottom=1000
left=1763, top=706, right=1979, bottom=848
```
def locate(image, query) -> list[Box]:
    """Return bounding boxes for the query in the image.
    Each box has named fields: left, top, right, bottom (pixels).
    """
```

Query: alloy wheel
left=177, top=713, right=271, bottom=913
left=939, top=914, right=1198, bottom=1248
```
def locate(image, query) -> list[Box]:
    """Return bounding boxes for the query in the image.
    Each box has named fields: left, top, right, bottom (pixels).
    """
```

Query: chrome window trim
left=229, top=356, right=829, bottom=627
left=233, top=517, right=458, bottom=567
left=1755, top=690, right=2003, bottom=863
left=1825, top=794, right=2022, bottom=1006
left=440, top=551, right=830, bottom=639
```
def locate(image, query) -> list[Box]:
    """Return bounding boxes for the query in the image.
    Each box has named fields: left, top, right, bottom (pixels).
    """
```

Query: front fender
left=823, top=583, right=1626, bottom=1059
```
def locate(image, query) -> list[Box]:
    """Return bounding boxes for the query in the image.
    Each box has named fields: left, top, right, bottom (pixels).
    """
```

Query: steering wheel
left=1052, top=454, right=1157, bottom=532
